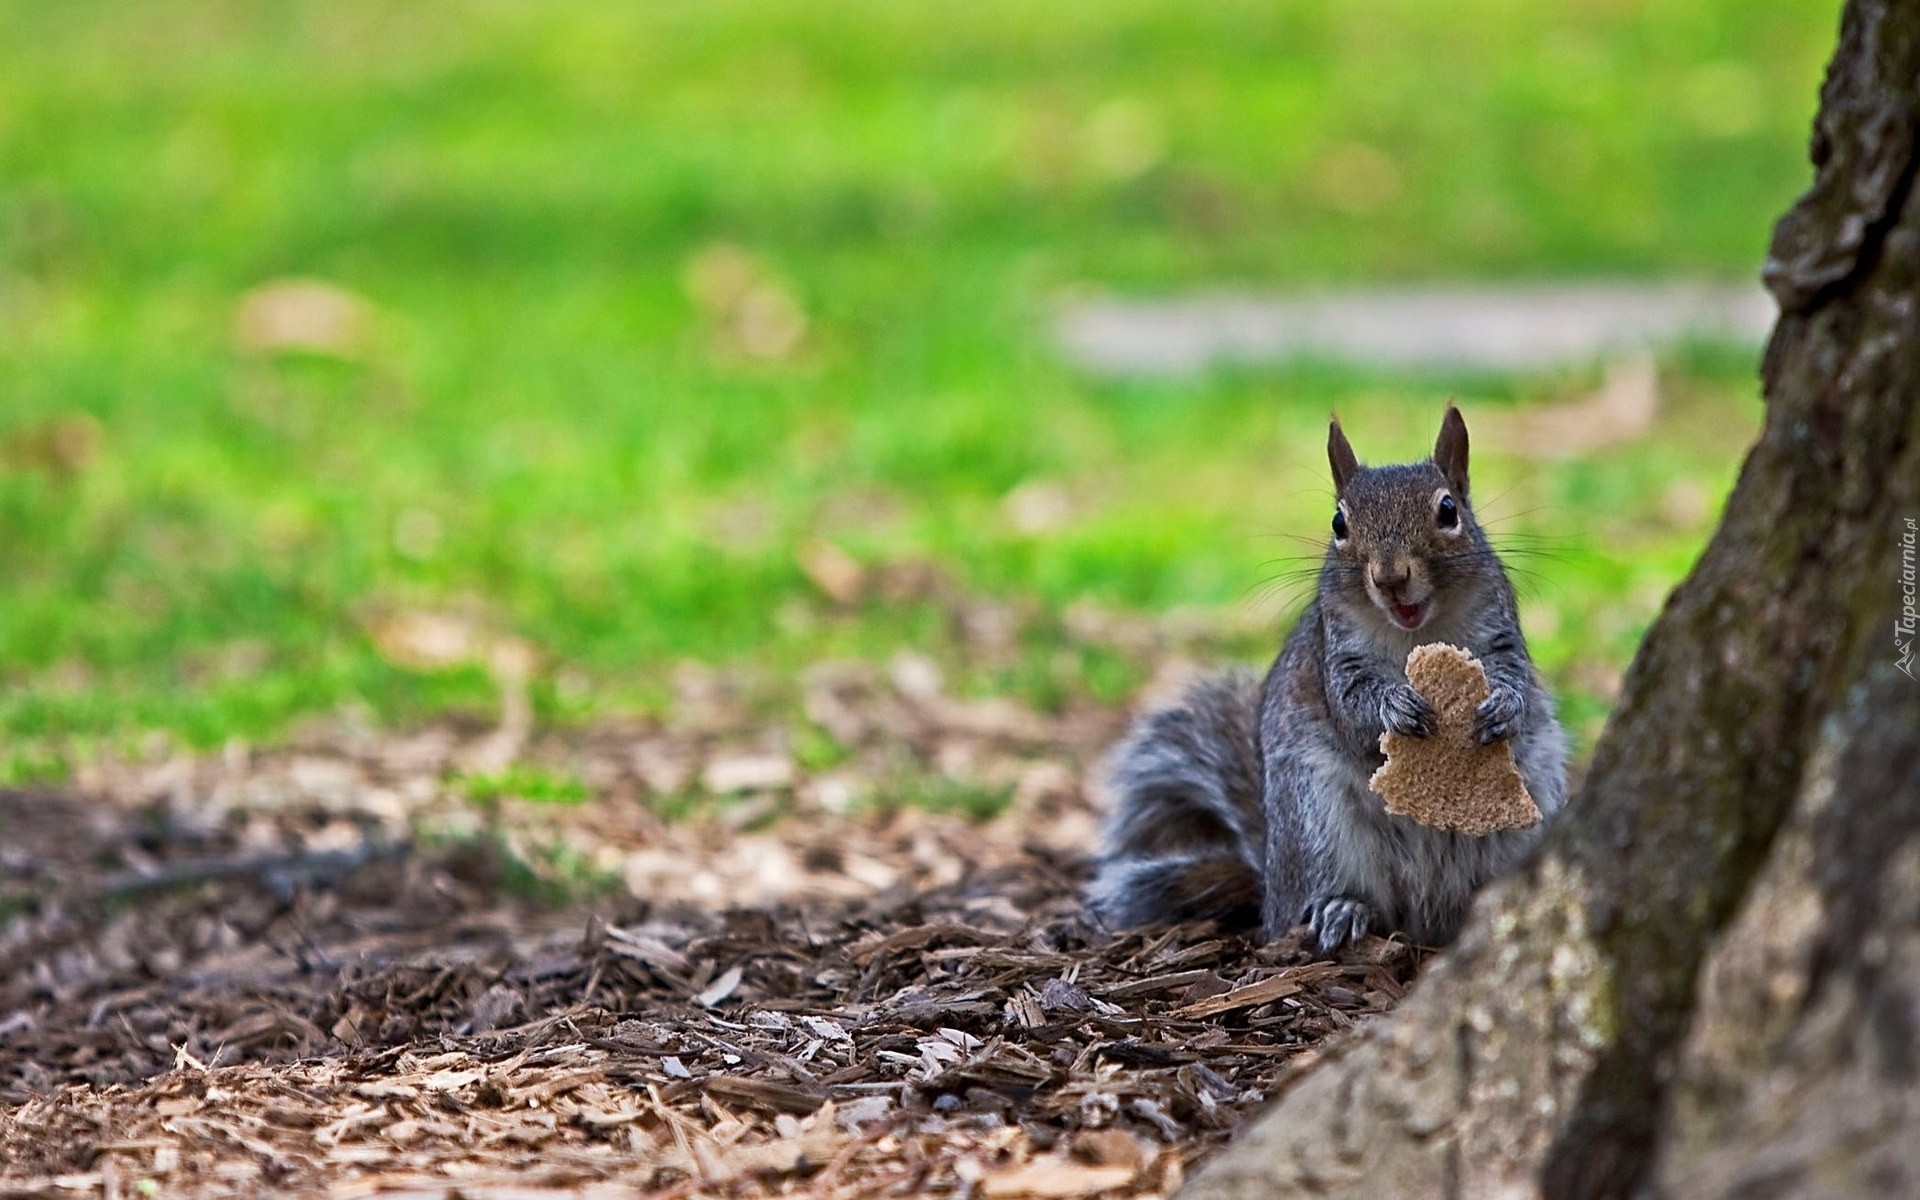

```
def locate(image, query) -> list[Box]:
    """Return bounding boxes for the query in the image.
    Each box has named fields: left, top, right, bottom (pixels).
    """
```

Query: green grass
left=458, top=766, right=590, bottom=808
left=0, top=0, right=1838, bottom=772
left=889, top=776, right=1020, bottom=825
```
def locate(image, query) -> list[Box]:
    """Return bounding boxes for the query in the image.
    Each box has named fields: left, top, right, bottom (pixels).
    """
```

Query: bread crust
left=1369, top=644, right=1542, bottom=836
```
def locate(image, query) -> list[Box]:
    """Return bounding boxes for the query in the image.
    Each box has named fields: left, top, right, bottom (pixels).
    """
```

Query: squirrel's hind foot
left=1304, top=895, right=1375, bottom=955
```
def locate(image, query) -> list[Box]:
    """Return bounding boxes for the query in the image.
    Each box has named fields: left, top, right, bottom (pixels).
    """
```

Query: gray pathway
left=1055, top=282, right=1773, bottom=374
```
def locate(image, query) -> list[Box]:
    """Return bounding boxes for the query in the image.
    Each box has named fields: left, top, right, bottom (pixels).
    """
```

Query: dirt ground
left=0, top=656, right=1424, bottom=1199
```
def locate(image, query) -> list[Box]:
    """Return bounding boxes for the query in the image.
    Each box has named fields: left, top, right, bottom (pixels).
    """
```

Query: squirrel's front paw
left=1380, top=685, right=1437, bottom=738
left=1473, top=686, right=1525, bottom=744
left=1304, top=896, right=1374, bottom=955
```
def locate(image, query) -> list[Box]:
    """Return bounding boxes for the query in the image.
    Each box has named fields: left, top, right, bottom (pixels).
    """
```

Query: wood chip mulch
left=0, top=647, right=1424, bottom=1198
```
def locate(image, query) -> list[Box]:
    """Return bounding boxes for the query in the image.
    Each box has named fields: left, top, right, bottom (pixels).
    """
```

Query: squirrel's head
left=1324, top=404, right=1486, bottom=633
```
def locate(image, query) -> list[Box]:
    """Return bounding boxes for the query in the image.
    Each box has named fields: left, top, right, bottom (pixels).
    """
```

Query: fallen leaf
left=233, top=278, right=377, bottom=357
left=1, top=414, right=103, bottom=480
left=701, top=753, right=795, bottom=794
left=365, top=611, right=483, bottom=671
left=797, top=539, right=866, bottom=605
left=1490, top=355, right=1660, bottom=458
left=682, top=243, right=808, bottom=363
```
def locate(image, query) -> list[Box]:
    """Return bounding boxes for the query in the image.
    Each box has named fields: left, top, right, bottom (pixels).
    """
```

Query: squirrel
left=1087, top=405, right=1567, bottom=954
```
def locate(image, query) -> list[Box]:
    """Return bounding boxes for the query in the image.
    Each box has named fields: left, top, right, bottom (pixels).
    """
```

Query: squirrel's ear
left=1328, top=417, right=1359, bottom=493
left=1434, top=404, right=1469, bottom=497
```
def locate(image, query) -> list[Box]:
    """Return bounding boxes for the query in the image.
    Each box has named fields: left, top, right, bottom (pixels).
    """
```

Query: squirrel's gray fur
left=1087, top=407, right=1568, bottom=954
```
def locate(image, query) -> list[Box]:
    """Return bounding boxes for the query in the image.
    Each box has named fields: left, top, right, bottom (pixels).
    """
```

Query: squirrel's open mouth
left=1387, top=599, right=1431, bottom=631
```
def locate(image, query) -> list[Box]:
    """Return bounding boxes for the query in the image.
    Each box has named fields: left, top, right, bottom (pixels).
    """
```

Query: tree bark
left=1182, top=2, right=1920, bottom=1197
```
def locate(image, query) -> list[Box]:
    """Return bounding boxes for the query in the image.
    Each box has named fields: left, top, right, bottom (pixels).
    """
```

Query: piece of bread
left=1368, top=644, right=1542, bottom=836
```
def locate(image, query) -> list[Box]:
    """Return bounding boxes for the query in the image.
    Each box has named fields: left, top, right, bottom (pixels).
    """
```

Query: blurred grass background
left=0, top=0, right=1838, bottom=780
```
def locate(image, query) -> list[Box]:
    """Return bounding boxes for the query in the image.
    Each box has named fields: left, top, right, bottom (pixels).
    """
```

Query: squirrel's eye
left=1436, top=495, right=1459, bottom=529
left=1332, top=510, right=1349, bottom=541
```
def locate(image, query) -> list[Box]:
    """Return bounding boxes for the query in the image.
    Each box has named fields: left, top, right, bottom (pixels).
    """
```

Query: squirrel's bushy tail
left=1087, top=672, right=1266, bottom=929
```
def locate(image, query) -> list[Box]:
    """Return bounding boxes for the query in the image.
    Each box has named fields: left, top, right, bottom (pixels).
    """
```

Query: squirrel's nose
left=1371, top=565, right=1411, bottom=594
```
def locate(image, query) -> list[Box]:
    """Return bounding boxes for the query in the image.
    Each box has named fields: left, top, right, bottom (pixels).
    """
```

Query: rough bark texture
left=1181, top=2, right=1920, bottom=1197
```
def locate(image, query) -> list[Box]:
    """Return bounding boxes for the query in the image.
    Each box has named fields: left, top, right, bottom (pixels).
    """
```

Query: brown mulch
left=0, top=648, right=1425, bottom=1198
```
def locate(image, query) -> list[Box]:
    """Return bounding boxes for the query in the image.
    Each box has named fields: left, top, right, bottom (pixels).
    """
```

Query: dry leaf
left=232, top=278, right=377, bottom=357
left=798, top=539, right=866, bottom=605
left=1, top=414, right=103, bottom=480
left=701, top=753, right=795, bottom=794
left=364, top=611, right=483, bottom=671
left=1489, top=355, right=1660, bottom=458
left=682, top=243, right=808, bottom=363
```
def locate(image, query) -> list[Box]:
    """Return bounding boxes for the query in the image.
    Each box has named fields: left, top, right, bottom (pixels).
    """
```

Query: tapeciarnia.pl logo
left=1900, top=517, right=1917, bottom=679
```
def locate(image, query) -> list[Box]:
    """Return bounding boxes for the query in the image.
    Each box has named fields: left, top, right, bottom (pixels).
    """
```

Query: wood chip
left=1170, top=967, right=1336, bottom=1019
left=980, top=1157, right=1139, bottom=1197
left=696, top=965, right=746, bottom=1008
left=0, top=708, right=1426, bottom=1200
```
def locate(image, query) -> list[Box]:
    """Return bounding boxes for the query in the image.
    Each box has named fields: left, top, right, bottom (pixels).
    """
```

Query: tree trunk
left=1183, top=3, right=1920, bottom=1197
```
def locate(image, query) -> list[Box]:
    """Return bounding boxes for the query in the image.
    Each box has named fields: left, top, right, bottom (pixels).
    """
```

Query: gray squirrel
left=1087, top=406, right=1567, bottom=954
